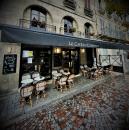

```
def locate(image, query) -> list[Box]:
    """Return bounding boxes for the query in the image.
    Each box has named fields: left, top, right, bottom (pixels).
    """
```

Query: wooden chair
left=98, top=68, right=104, bottom=78
left=80, top=65, right=88, bottom=77
left=67, top=74, right=75, bottom=89
left=35, top=81, right=47, bottom=100
left=57, top=76, right=68, bottom=92
left=90, top=69, right=99, bottom=80
left=52, top=70, right=58, bottom=85
left=20, top=85, right=33, bottom=109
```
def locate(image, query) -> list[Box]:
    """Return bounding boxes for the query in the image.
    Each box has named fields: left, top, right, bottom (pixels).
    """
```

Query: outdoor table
left=21, top=79, right=33, bottom=84
left=33, top=76, right=45, bottom=84
left=62, top=72, right=70, bottom=76
left=53, top=73, right=62, bottom=77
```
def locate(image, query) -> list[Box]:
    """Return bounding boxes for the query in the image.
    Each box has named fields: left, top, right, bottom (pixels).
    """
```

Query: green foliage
left=105, top=0, right=129, bottom=16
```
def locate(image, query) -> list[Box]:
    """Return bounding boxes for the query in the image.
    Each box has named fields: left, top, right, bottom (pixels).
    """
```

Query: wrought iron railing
left=97, top=27, right=127, bottom=42
left=99, top=55, right=123, bottom=72
left=63, top=0, right=76, bottom=10
left=19, top=19, right=56, bottom=33
left=60, top=27, right=84, bottom=38
left=84, top=8, right=93, bottom=18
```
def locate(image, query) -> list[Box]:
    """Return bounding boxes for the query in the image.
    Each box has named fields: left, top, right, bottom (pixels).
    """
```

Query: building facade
left=0, top=0, right=129, bottom=93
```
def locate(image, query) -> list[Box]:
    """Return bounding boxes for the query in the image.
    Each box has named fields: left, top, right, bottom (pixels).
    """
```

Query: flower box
left=89, top=33, right=94, bottom=36
left=69, top=27, right=76, bottom=33
left=40, top=21, right=46, bottom=28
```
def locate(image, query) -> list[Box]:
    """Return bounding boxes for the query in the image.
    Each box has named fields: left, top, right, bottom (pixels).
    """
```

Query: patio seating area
left=18, top=65, right=113, bottom=110
left=0, top=72, right=128, bottom=129
left=0, top=71, right=114, bottom=127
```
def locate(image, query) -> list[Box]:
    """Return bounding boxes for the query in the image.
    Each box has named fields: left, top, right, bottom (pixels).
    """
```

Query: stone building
left=0, top=0, right=129, bottom=93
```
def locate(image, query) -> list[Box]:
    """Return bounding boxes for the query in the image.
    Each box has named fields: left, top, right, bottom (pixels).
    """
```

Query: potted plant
left=89, top=32, right=95, bottom=36
left=69, top=27, right=76, bottom=33
left=31, top=17, right=38, bottom=27
left=98, top=8, right=105, bottom=15
left=40, top=21, right=46, bottom=28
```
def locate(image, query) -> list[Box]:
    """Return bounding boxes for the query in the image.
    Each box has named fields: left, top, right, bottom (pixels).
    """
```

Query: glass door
left=62, top=48, right=80, bottom=74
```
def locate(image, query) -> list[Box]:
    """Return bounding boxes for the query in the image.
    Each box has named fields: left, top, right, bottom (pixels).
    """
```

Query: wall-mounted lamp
left=7, top=47, right=13, bottom=54
left=54, top=48, right=61, bottom=54
left=81, top=48, right=85, bottom=53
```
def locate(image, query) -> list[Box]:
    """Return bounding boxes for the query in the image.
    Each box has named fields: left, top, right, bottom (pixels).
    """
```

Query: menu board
left=3, top=54, right=17, bottom=74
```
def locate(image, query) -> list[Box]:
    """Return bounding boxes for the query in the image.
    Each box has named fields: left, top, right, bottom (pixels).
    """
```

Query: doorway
left=62, top=48, right=80, bottom=74
left=86, top=48, right=94, bottom=67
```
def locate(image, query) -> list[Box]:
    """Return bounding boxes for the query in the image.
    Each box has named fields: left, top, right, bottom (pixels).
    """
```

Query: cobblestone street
left=3, top=74, right=129, bottom=130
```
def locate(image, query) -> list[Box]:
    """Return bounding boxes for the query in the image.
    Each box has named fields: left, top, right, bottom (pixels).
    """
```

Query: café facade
left=0, top=24, right=129, bottom=93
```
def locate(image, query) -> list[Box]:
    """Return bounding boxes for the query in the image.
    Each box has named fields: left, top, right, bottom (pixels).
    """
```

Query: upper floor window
left=85, top=23, right=93, bottom=38
left=98, top=0, right=102, bottom=9
left=85, top=0, right=90, bottom=9
left=31, top=10, right=46, bottom=22
left=64, top=17, right=75, bottom=35
left=100, top=18, right=104, bottom=34
left=31, top=8, right=47, bottom=29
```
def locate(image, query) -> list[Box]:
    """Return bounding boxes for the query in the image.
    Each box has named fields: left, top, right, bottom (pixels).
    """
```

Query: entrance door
left=62, top=48, right=80, bottom=74
left=86, top=48, right=94, bottom=67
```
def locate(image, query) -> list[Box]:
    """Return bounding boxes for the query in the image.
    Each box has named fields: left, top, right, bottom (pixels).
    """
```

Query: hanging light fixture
left=81, top=48, right=85, bottom=53
left=54, top=48, right=61, bottom=53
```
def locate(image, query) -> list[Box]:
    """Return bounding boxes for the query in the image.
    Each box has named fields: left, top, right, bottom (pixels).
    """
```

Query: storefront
left=1, top=24, right=129, bottom=90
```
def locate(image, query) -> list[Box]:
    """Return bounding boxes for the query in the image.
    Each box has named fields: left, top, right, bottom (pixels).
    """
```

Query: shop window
left=127, top=52, right=129, bottom=59
left=54, top=54, right=62, bottom=67
left=21, top=47, right=52, bottom=80
left=53, top=48, right=62, bottom=67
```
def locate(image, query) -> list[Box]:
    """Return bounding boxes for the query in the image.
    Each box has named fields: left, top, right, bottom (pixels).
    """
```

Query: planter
left=89, top=33, right=95, bottom=36
left=69, top=27, right=76, bottom=33
left=107, top=14, right=111, bottom=19
left=98, top=9, right=105, bottom=15
left=31, top=19, right=38, bottom=27
left=40, top=21, right=46, bottom=28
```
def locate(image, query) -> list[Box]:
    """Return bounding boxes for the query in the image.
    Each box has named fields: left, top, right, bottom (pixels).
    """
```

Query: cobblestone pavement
left=4, top=74, right=129, bottom=130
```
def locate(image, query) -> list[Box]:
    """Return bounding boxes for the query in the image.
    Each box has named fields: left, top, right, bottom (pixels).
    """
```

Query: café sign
left=68, top=41, right=99, bottom=48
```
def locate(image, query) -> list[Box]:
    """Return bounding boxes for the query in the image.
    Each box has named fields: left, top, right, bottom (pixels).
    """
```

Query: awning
left=0, top=24, right=129, bottom=50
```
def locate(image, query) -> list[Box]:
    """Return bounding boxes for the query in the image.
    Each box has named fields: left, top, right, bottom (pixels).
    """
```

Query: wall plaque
left=3, top=54, right=17, bottom=74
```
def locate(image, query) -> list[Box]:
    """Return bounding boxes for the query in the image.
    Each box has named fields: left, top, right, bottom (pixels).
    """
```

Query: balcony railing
left=98, top=8, right=105, bottom=15
left=19, top=19, right=56, bottom=33
left=97, top=29, right=127, bottom=42
left=122, top=21, right=129, bottom=28
left=60, top=27, right=84, bottom=37
left=63, top=0, right=76, bottom=10
left=84, top=8, right=93, bottom=18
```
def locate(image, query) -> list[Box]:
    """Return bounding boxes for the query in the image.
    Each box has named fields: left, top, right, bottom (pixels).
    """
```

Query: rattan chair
left=35, top=81, right=47, bottom=100
left=57, top=76, right=68, bottom=92
left=80, top=65, right=88, bottom=77
left=67, top=74, right=75, bottom=89
left=20, top=85, right=33, bottom=109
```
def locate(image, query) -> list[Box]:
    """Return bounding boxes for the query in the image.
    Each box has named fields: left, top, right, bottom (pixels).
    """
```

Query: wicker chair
left=35, top=81, right=47, bottom=100
left=20, top=85, right=33, bottom=109
left=57, top=76, right=68, bottom=92
left=67, top=74, right=75, bottom=89
left=80, top=65, right=88, bottom=77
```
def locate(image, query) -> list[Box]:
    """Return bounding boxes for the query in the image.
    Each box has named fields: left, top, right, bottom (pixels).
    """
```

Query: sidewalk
left=1, top=72, right=129, bottom=130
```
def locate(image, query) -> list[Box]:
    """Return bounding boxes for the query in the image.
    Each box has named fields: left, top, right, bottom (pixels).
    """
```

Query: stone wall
left=0, top=0, right=96, bottom=37
left=0, top=42, right=21, bottom=94
left=122, top=50, right=129, bottom=74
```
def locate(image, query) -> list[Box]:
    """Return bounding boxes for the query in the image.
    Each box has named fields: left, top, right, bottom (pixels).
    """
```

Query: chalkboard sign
left=3, top=54, right=17, bottom=74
